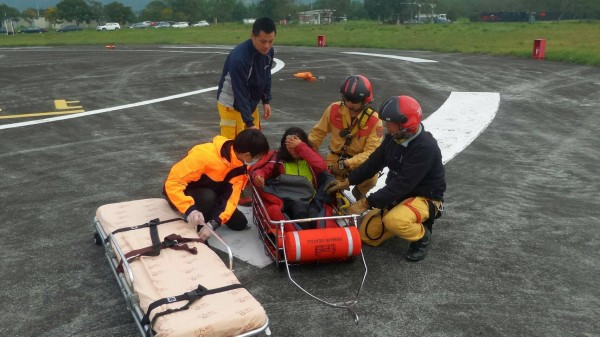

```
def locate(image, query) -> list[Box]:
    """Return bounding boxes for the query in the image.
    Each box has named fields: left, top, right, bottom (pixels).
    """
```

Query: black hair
left=233, top=129, right=270, bottom=157
left=278, top=127, right=310, bottom=162
left=252, top=17, right=276, bottom=36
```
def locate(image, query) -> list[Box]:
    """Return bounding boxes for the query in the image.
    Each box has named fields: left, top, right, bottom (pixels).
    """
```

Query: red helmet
left=339, top=75, right=373, bottom=104
left=379, top=95, right=423, bottom=137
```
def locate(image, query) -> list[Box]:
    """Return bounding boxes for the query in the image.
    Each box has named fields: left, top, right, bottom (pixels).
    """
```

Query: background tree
left=57, top=0, right=92, bottom=25
left=104, top=1, right=135, bottom=23
left=0, top=4, right=20, bottom=21
left=347, top=0, right=367, bottom=20
left=206, top=0, right=245, bottom=23
left=139, top=0, right=168, bottom=21
left=21, top=8, right=39, bottom=26
left=45, top=7, right=62, bottom=25
left=88, top=1, right=104, bottom=23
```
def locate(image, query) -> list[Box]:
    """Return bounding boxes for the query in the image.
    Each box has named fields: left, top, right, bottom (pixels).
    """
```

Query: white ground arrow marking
left=212, top=91, right=501, bottom=268
left=342, top=51, right=438, bottom=63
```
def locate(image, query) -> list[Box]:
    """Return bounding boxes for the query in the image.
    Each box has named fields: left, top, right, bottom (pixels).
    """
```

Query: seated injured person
left=251, top=127, right=334, bottom=230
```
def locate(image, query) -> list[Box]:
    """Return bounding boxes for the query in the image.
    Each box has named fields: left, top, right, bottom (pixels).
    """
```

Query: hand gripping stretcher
left=251, top=185, right=368, bottom=323
left=93, top=198, right=271, bottom=337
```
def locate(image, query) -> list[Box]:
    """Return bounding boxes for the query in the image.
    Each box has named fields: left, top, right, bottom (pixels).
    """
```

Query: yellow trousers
left=359, top=196, right=433, bottom=246
left=218, top=102, right=260, bottom=139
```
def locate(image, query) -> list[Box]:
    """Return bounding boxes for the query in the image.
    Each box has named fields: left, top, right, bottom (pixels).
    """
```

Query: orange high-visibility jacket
left=164, top=136, right=247, bottom=224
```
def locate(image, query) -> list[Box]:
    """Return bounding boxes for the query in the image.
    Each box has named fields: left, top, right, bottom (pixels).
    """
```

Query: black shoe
left=405, top=228, right=431, bottom=262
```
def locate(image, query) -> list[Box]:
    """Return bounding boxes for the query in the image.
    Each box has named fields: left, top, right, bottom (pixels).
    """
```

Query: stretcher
left=93, top=198, right=271, bottom=337
left=251, top=186, right=368, bottom=323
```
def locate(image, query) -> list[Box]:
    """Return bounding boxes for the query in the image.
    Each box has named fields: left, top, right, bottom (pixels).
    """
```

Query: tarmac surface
left=0, top=45, right=599, bottom=337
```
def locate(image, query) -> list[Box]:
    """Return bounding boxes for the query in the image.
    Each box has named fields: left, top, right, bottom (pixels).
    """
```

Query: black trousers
left=186, top=187, right=248, bottom=231
left=282, top=199, right=321, bottom=229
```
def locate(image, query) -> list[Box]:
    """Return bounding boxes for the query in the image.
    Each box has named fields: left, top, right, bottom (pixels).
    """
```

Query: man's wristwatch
left=208, top=219, right=221, bottom=231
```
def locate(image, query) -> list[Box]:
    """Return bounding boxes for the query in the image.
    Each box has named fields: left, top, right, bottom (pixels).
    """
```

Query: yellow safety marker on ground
left=0, top=99, right=84, bottom=120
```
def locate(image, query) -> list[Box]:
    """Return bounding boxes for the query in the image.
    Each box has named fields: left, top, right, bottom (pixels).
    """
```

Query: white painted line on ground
left=370, top=91, right=500, bottom=194
left=342, top=51, right=438, bottom=63
left=0, top=58, right=285, bottom=130
left=232, top=91, right=500, bottom=268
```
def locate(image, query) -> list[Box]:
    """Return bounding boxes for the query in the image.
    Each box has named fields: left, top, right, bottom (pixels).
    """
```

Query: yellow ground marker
left=0, top=99, right=85, bottom=120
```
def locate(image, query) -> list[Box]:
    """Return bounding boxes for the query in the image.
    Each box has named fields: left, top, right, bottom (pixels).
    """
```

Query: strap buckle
left=186, top=285, right=208, bottom=299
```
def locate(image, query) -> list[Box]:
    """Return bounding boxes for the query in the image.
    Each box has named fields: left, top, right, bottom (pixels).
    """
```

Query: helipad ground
left=0, top=45, right=598, bottom=337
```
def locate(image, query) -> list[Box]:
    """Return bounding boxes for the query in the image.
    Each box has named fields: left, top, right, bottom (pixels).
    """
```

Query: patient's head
left=279, top=127, right=310, bottom=162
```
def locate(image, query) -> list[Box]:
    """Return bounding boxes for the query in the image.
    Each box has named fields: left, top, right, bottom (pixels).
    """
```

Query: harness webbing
left=332, top=106, right=375, bottom=160
left=116, top=233, right=203, bottom=273
left=107, top=217, right=181, bottom=243
left=141, top=283, right=244, bottom=329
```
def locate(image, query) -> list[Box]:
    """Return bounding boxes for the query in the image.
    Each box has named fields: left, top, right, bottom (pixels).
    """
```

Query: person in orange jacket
left=163, top=129, right=269, bottom=240
left=308, top=75, right=384, bottom=200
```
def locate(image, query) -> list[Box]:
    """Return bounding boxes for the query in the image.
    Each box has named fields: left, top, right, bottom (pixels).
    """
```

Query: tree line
left=1, top=0, right=599, bottom=26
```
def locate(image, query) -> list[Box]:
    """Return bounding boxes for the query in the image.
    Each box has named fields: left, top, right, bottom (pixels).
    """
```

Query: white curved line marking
left=370, top=91, right=500, bottom=194
left=216, top=92, right=500, bottom=268
left=0, top=58, right=286, bottom=130
left=342, top=51, right=438, bottom=63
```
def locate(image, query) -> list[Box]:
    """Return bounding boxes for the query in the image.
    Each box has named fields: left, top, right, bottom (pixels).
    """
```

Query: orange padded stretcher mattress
left=94, top=198, right=269, bottom=337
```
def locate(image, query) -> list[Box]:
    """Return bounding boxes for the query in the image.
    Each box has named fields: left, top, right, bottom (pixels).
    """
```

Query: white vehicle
left=96, top=23, right=121, bottom=31
left=192, top=20, right=210, bottom=27
left=172, top=22, right=189, bottom=28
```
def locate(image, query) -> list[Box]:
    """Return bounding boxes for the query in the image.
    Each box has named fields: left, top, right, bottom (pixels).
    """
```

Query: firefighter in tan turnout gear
left=308, top=75, right=383, bottom=199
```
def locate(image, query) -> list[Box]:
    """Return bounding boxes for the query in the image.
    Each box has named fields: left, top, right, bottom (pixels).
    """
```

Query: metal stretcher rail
left=250, top=184, right=368, bottom=323
left=93, top=217, right=270, bottom=336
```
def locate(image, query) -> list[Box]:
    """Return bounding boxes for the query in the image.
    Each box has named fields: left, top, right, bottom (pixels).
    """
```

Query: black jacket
left=349, top=125, right=446, bottom=209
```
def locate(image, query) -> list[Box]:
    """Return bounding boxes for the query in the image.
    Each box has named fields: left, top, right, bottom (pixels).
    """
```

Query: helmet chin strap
left=391, top=128, right=412, bottom=143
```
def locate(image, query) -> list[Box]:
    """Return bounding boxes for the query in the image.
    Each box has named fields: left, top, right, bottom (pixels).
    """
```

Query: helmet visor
left=343, top=95, right=364, bottom=104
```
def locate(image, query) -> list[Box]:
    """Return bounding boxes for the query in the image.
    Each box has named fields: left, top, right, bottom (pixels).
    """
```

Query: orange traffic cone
left=105, top=44, right=116, bottom=49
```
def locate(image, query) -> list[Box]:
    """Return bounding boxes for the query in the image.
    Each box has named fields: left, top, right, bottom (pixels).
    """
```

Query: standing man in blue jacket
left=217, top=17, right=276, bottom=139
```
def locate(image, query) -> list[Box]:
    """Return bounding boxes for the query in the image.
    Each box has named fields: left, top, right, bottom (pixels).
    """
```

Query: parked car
left=172, top=22, right=189, bottom=28
left=96, top=23, right=120, bottom=31
left=192, top=20, right=210, bottom=27
left=154, top=22, right=171, bottom=28
left=129, top=22, right=150, bottom=29
left=20, top=26, right=48, bottom=33
left=0, top=27, right=15, bottom=35
left=434, top=17, right=452, bottom=24
left=57, top=25, right=83, bottom=32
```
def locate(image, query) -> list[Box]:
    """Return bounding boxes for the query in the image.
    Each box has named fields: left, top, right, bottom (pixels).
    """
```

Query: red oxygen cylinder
left=284, top=227, right=361, bottom=262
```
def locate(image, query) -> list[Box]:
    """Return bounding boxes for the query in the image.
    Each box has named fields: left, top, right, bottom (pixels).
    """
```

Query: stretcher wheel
left=93, top=232, right=103, bottom=246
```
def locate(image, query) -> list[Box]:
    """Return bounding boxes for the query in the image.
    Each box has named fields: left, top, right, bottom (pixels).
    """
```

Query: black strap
left=141, top=283, right=244, bottom=328
left=107, top=217, right=182, bottom=243
left=337, top=107, right=374, bottom=159
left=116, top=234, right=202, bottom=273
left=423, top=200, right=442, bottom=233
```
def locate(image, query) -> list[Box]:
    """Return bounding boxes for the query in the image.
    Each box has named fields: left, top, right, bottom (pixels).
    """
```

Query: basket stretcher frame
left=250, top=184, right=368, bottom=323
left=93, top=216, right=271, bottom=337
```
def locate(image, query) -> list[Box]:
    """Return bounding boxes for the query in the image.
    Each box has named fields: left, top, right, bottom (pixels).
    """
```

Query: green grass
left=2, top=20, right=600, bottom=66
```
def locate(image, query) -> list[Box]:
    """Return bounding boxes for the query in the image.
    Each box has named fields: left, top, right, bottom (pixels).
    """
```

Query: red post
left=533, top=39, right=546, bottom=59
left=317, top=35, right=326, bottom=47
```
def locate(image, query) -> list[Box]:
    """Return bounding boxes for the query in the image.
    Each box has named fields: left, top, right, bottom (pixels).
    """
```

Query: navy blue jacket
left=217, top=39, right=273, bottom=127
left=349, top=125, right=446, bottom=209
